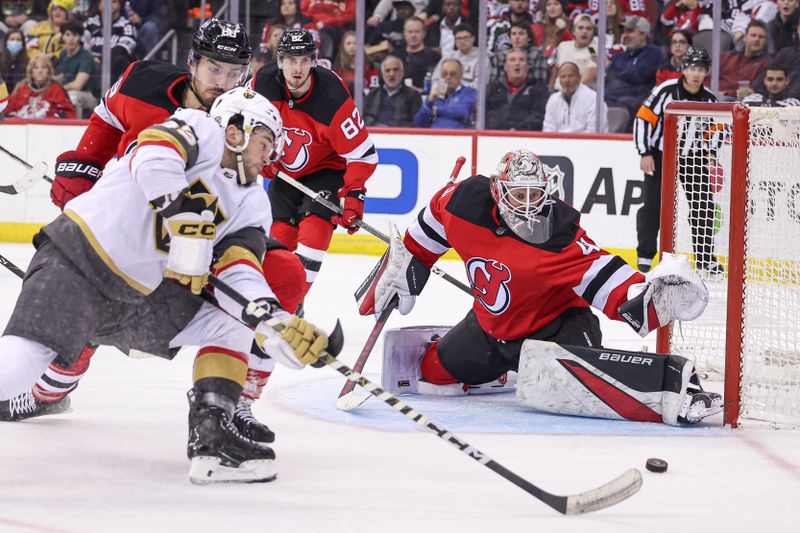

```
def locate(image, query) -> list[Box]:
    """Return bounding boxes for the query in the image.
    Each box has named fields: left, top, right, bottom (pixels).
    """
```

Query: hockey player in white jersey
left=0, top=87, right=329, bottom=483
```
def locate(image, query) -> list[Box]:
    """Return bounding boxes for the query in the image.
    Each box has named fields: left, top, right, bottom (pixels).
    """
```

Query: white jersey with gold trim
left=63, top=108, right=272, bottom=295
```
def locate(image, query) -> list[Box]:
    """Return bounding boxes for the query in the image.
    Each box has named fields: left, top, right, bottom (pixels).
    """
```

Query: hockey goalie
left=356, top=149, right=722, bottom=426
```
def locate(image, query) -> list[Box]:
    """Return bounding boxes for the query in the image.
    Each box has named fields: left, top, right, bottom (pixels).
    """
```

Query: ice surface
left=0, top=245, right=798, bottom=532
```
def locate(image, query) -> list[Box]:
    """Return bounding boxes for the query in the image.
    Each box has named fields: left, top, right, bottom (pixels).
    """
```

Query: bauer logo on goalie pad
left=598, top=352, right=653, bottom=365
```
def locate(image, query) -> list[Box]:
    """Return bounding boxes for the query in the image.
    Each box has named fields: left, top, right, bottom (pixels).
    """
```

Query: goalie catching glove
left=355, top=223, right=430, bottom=318
left=618, top=252, right=709, bottom=337
left=248, top=298, right=328, bottom=369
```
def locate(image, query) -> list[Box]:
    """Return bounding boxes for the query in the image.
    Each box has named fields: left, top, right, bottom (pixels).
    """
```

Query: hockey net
left=659, top=103, right=800, bottom=428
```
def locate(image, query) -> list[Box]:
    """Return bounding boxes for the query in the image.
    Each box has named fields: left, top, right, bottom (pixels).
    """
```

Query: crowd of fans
left=2, top=0, right=799, bottom=128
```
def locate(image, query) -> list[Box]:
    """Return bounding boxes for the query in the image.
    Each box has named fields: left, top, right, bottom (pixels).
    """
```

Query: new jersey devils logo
left=467, top=258, right=512, bottom=314
left=281, top=128, right=313, bottom=172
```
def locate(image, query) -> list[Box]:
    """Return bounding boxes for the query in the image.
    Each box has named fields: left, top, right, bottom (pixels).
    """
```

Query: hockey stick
left=448, top=156, right=467, bottom=184
left=206, top=274, right=643, bottom=515
left=0, top=145, right=52, bottom=195
left=273, top=170, right=473, bottom=296
left=0, top=253, right=26, bottom=279
left=335, top=296, right=398, bottom=411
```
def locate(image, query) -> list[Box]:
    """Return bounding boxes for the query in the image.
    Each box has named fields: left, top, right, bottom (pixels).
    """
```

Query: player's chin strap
left=223, top=130, right=251, bottom=186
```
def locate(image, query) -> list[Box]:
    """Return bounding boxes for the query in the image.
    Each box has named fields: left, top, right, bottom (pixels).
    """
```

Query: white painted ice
left=0, top=244, right=797, bottom=532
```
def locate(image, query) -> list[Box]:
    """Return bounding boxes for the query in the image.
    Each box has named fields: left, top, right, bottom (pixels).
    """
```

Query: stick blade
left=1, top=161, right=49, bottom=195
left=335, top=392, right=370, bottom=411
left=564, top=468, right=642, bottom=515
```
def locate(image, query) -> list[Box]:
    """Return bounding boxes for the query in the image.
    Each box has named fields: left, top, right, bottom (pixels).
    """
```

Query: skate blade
left=189, top=456, right=278, bottom=485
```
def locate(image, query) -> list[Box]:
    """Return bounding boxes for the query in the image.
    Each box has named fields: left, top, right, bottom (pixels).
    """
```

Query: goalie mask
left=210, top=87, right=285, bottom=185
left=490, top=149, right=554, bottom=244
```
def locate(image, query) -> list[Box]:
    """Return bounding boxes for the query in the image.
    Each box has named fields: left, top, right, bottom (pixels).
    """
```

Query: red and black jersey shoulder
left=446, top=175, right=581, bottom=253
left=117, top=60, right=189, bottom=113
left=253, top=65, right=353, bottom=126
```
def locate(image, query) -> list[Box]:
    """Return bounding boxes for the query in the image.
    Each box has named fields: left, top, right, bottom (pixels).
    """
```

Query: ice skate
left=0, top=390, right=72, bottom=422
left=232, top=396, right=275, bottom=445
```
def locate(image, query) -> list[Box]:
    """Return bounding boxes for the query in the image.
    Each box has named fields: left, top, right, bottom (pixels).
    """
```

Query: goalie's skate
left=187, top=392, right=277, bottom=485
left=678, top=391, right=723, bottom=424
left=232, top=397, right=275, bottom=445
left=0, top=390, right=72, bottom=422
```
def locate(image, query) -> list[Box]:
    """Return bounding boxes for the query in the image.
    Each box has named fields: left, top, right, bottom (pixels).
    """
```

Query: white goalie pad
left=516, top=340, right=689, bottom=424
left=381, top=326, right=452, bottom=394
left=381, top=326, right=517, bottom=396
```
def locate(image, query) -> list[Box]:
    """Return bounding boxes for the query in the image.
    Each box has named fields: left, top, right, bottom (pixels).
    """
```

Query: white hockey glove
left=250, top=299, right=328, bottom=369
left=355, top=223, right=431, bottom=318
left=618, top=252, right=709, bottom=337
left=164, top=210, right=215, bottom=294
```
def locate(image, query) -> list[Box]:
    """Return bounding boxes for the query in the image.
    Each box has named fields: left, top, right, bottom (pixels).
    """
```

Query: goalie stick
left=206, top=274, right=643, bottom=515
left=0, top=145, right=52, bottom=195
left=273, top=165, right=472, bottom=296
left=335, top=296, right=398, bottom=411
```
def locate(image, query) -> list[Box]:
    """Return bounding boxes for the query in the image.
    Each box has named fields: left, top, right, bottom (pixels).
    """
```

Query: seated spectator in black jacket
left=486, top=48, right=550, bottom=131
left=756, top=22, right=800, bottom=97
left=743, top=63, right=800, bottom=106
left=367, top=0, right=415, bottom=47
left=395, top=16, right=441, bottom=90
left=769, top=0, right=799, bottom=54
left=127, top=0, right=165, bottom=53
left=364, top=54, right=422, bottom=127
left=83, top=0, right=138, bottom=83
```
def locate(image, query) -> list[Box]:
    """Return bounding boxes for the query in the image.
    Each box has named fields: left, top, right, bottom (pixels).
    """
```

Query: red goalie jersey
left=250, top=63, right=377, bottom=190
left=404, top=176, right=645, bottom=341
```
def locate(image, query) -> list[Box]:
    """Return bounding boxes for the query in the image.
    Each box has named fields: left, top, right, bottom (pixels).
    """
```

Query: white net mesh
left=667, top=106, right=800, bottom=428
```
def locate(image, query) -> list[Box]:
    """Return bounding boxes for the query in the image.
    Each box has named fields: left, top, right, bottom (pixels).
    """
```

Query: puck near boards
left=646, top=458, right=668, bottom=473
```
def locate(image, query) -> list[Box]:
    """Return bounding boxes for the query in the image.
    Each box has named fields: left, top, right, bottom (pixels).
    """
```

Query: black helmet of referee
left=277, top=28, right=317, bottom=59
left=683, top=48, right=711, bottom=70
left=192, top=18, right=252, bottom=65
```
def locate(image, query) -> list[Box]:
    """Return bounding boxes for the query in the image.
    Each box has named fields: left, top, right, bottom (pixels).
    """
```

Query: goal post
left=658, top=102, right=800, bottom=428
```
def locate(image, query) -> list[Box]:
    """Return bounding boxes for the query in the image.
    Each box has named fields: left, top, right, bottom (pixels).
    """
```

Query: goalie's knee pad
left=516, top=340, right=719, bottom=425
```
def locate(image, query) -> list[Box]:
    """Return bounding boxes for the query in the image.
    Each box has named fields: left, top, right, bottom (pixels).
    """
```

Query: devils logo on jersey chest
left=466, top=258, right=512, bottom=314
left=281, top=127, right=313, bottom=172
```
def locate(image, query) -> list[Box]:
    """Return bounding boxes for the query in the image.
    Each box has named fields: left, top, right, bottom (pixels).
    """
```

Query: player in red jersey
left=358, top=149, right=722, bottom=425
left=251, top=28, right=378, bottom=296
left=2, top=21, right=304, bottom=446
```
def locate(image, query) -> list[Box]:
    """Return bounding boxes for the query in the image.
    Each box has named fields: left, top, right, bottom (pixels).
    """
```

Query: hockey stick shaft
left=273, top=170, right=473, bottom=296
left=0, top=145, right=53, bottom=181
left=206, top=274, right=642, bottom=515
left=336, top=296, right=397, bottom=402
left=448, top=156, right=466, bottom=184
left=0, top=146, right=53, bottom=195
left=0, top=253, right=26, bottom=279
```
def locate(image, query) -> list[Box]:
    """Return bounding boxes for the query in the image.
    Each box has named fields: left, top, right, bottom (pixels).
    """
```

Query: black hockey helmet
left=683, top=47, right=711, bottom=70
left=192, top=18, right=252, bottom=65
left=277, top=28, right=317, bottom=59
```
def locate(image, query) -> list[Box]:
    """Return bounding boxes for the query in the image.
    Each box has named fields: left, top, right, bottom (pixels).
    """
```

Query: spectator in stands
left=431, top=22, right=481, bottom=88
left=543, top=62, right=607, bottom=133
left=718, top=20, right=771, bottom=100
left=83, top=0, right=138, bottom=84
left=762, top=21, right=800, bottom=96
left=258, top=23, right=286, bottom=65
left=769, top=0, right=799, bottom=53
left=396, top=16, right=440, bottom=90
left=333, top=30, right=378, bottom=95
left=588, top=0, right=646, bottom=20
left=267, top=0, right=313, bottom=33
left=53, top=18, right=94, bottom=115
left=553, top=14, right=596, bottom=89
left=425, top=0, right=462, bottom=54
left=413, top=58, right=476, bottom=128
left=126, top=1, right=164, bottom=54
left=492, top=20, right=548, bottom=84
left=659, top=0, right=703, bottom=38
left=605, top=16, right=662, bottom=130
left=26, top=0, right=72, bottom=59
left=486, top=48, right=549, bottom=130
left=655, top=29, right=692, bottom=85
left=367, top=0, right=415, bottom=48
left=301, top=0, right=354, bottom=55
left=1, top=0, right=37, bottom=35
left=592, top=0, right=624, bottom=52
left=0, top=74, right=8, bottom=116
left=743, top=63, right=800, bottom=106
left=367, top=0, right=427, bottom=29
left=488, top=0, right=536, bottom=55
left=364, top=54, right=422, bottom=126
left=0, top=28, right=28, bottom=92
left=5, top=52, right=75, bottom=118
left=537, top=0, right=572, bottom=63
left=251, top=47, right=272, bottom=77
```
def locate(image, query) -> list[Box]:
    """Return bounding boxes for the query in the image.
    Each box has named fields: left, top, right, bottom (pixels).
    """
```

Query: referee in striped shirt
left=633, top=48, right=719, bottom=274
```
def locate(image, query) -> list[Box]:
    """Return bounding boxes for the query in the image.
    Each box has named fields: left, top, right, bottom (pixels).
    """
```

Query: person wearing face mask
left=0, top=29, right=29, bottom=92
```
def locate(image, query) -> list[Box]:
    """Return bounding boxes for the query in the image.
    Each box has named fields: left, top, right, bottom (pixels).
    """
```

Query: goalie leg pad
left=517, top=341, right=668, bottom=423
left=381, top=326, right=451, bottom=394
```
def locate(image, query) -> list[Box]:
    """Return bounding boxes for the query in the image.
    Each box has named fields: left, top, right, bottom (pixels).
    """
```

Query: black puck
left=646, top=458, right=668, bottom=473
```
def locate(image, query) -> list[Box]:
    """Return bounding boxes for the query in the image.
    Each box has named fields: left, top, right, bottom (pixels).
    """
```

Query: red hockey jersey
left=404, top=176, right=644, bottom=341
left=251, top=64, right=378, bottom=191
left=74, top=60, right=189, bottom=165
